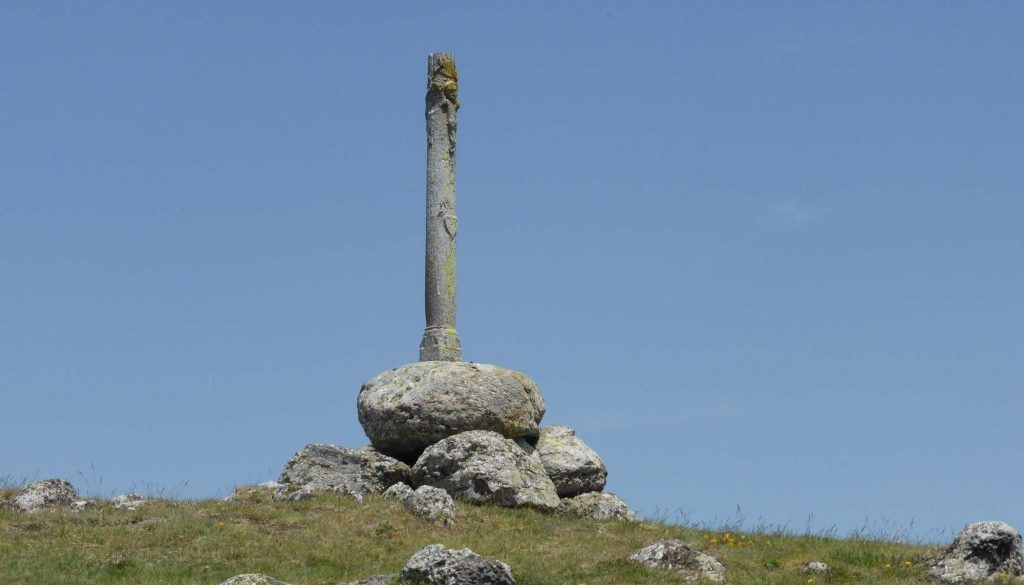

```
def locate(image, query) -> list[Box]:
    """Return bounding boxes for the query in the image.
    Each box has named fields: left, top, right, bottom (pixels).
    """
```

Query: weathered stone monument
left=419, top=52, right=462, bottom=362
left=351, top=52, right=616, bottom=513
left=357, top=53, right=550, bottom=463
left=269, top=53, right=622, bottom=518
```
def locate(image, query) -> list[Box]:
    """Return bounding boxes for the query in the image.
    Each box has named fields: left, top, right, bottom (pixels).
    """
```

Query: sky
left=2, top=2, right=1022, bottom=543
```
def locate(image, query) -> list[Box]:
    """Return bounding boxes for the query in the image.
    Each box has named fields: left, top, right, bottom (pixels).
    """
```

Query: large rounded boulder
left=411, top=430, right=559, bottom=511
left=531, top=425, right=607, bottom=497
left=358, top=361, right=545, bottom=459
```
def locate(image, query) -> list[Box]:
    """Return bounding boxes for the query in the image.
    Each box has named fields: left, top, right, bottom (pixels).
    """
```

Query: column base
left=419, top=326, right=462, bottom=362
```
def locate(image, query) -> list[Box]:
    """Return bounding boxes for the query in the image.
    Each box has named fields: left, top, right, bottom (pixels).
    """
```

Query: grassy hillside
left=1, top=489, right=939, bottom=584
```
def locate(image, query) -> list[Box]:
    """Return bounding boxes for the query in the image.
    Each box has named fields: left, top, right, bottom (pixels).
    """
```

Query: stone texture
left=358, top=362, right=545, bottom=459
left=69, top=499, right=95, bottom=512
left=383, top=483, right=455, bottom=526
left=406, top=485, right=455, bottom=527
left=530, top=426, right=607, bottom=497
left=555, top=492, right=636, bottom=521
left=628, top=540, right=725, bottom=583
left=218, top=574, right=291, bottom=585
left=805, top=561, right=830, bottom=574
left=13, top=479, right=79, bottom=512
left=419, top=52, right=462, bottom=362
left=382, top=482, right=415, bottom=501
left=340, top=576, right=397, bottom=585
left=411, top=430, right=559, bottom=512
left=928, top=521, right=1024, bottom=583
left=224, top=481, right=283, bottom=502
left=112, top=492, right=146, bottom=511
left=275, top=444, right=410, bottom=501
left=402, top=543, right=515, bottom=585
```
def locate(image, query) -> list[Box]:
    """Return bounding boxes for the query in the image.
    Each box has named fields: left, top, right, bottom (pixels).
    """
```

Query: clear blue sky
left=2, top=2, right=1021, bottom=542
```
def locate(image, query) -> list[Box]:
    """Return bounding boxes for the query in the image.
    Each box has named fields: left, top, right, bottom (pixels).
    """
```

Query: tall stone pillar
left=419, top=52, right=462, bottom=362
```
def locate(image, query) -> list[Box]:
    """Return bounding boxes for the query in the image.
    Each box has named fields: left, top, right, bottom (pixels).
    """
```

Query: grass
left=0, top=487, right=944, bottom=585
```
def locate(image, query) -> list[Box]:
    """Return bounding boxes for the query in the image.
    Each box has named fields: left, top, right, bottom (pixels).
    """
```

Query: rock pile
left=328, top=360, right=633, bottom=521
left=259, top=360, right=633, bottom=522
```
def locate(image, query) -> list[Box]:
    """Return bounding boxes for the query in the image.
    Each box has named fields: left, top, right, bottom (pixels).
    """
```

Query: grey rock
left=383, top=483, right=455, bottom=526
left=112, top=492, right=146, bottom=510
left=281, top=488, right=311, bottom=502
left=407, top=486, right=455, bottom=526
left=70, top=499, right=95, bottom=512
left=218, top=574, right=291, bottom=585
left=224, top=481, right=283, bottom=502
left=13, top=479, right=79, bottom=512
left=805, top=561, right=830, bottom=574
left=928, top=521, right=1024, bottom=583
left=628, top=540, right=725, bottom=583
left=382, top=482, right=415, bottom=501
left=532, top=426, right=607, bottom=497
left=402, top=543, right=515, bottom=585
left=555, top=492, right=637, bottom=521
left=358, top=361, right=545, bottom=459
left=275, top=443, right=410, bottom=500
left=411, top=430, right=559, bottom=512
left=340, top=576, right=397, bottom=585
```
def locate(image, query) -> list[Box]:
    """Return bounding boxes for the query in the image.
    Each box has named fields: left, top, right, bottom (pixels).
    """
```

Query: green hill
left=0, top=488, right=939, bottom=584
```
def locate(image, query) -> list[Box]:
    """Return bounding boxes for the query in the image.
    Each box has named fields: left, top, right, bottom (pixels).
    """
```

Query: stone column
left=419, top=52, right=462, bottom=362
